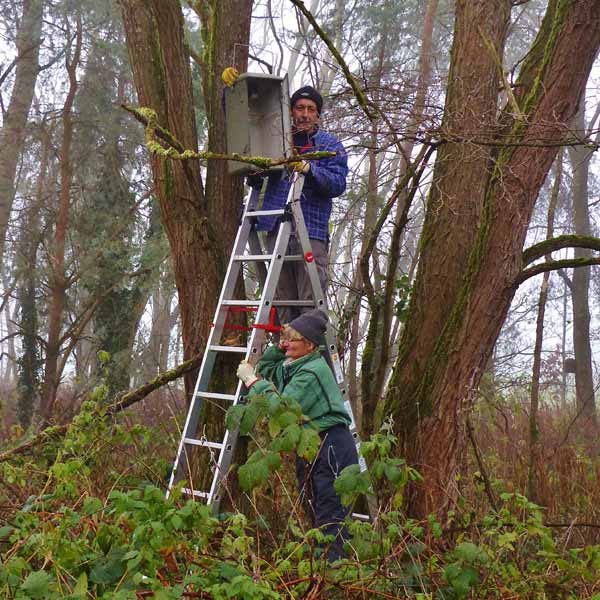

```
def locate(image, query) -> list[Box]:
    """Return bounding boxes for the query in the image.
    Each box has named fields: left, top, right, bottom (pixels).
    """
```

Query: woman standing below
left=236, top=309, right=358, bottom=561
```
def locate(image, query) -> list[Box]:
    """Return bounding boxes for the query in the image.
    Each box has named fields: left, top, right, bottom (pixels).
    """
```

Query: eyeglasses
left=281, top=335, right=304, bottom=343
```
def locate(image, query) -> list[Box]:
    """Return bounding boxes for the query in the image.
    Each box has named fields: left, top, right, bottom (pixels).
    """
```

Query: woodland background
left=2, top=0, right=600, bottom=598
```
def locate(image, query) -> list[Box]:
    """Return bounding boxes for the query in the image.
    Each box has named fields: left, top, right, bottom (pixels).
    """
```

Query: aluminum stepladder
left=167, top=171, right=370, bottom=519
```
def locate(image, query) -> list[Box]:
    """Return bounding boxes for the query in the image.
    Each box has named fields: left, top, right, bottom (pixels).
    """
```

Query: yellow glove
left=292, top=160, right=310, bottom=174
left=222, top=66, right=240, bottom=87
left=237, top=360, right=259, bottom=387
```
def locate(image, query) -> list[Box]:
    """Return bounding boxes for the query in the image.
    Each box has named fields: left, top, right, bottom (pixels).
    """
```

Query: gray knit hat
left=288, top=309, right=328, bottom=346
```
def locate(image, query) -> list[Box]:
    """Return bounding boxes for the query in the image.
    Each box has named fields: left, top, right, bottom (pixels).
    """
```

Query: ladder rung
left=182, top=487, right=209, bottom=499
left=233, top=254, right=272, bottom=261
left=221, top=300, right=261, bottom=307
left=351, top=512, right=371, bottom=521
left=208, top=345, right=248, bottom=353
left=195, top=391, right=238, bottom=402
left=246, top=209, right=286, bottom=217
left=272, top=300, right=316, bottom=307
left=283, top=255, right=303, bottom=261
left=184, top=438, right=224, bottom=450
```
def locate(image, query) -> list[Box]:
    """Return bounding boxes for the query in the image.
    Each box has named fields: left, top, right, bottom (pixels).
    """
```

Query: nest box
left=224, top=73, right=292, bottom=175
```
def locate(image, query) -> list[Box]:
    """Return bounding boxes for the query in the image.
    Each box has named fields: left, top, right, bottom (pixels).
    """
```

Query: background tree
left=384, top=0, right=600, bottom=518
left=0, top=0, right=43, bottom=268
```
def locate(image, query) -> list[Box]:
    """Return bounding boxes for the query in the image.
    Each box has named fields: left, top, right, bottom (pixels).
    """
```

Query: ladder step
left=246, top=209, right=286, bottom=217
left=272, top=300, right=316, bottom=307
left=351, top=512, right=371, bottom=521
left=195, top=391, right=238, bottom=402
left=182, top=488, right=210, bottom=499
left=222, top=300, right=261, bottom=307
left=208, top=345, right=249, bottom=353
left=221, top=299, right=314, bottom=307
left=184, top=438, right=224, bottom=450
left=233, top=254, right=273, bottom=261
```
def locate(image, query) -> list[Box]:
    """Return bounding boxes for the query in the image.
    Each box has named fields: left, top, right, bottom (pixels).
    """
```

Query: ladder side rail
left=206, top=216, right=296, bottom=512
left=167, top=188, right=261, bottom=496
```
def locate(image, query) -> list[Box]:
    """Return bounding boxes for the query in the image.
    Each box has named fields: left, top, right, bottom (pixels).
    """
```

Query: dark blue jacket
left=249, top=128, right=348, bottom=242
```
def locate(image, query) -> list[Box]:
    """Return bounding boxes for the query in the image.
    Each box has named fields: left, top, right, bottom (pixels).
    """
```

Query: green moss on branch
left=122, top=104, right=335, bottom=168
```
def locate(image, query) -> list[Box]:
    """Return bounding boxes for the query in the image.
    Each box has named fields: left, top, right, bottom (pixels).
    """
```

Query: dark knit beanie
left=290, top=86, right=323, bottom=115
left=289, top=309, right=328, bottom=347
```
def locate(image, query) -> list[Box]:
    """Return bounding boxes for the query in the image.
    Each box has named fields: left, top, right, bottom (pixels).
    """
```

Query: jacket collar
left=283, top=350, right=320, bottom=372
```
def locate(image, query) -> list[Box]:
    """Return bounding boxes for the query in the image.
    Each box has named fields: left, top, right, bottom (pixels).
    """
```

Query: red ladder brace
left=216, top=305, right=282, bottom=334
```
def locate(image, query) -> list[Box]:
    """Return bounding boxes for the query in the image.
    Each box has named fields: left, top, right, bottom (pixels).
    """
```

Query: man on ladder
left=223, top=69, right=349, bottom=324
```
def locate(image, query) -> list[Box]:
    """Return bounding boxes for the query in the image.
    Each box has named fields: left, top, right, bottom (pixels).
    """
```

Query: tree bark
left=120, top=0, right=253, bottom=498
left=567, top=101, right=597, bottom=430
left=528, top=151, right=562, bottom=504
left=121, top=0, right=252, bottom=395
left=0, top=0, right=43, bottom=268
left=384, top=0, right=600, bottom=519
left=40, top=17, right=82, bottom=421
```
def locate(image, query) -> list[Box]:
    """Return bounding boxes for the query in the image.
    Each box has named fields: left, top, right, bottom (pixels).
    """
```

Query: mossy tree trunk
left=120, top=0, right=251, bottom=394
left=121, top=0, right=252, bottom=498
left=384, top=0, right=600, bottom=519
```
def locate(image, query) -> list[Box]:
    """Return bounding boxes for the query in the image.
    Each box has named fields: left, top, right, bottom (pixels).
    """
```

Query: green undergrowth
left=2, top=391, right=600, bottom=598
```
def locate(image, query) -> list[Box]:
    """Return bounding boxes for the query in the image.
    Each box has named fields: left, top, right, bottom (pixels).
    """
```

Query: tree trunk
left=121, top=0, right=252, bottom=395
left=0, top=0, right=43, bottom=267
left=40, top=17, right=82, bottom=421
left=567, top=101, right=597, bottom=430
left=121, top=0, right=253, bottom=499
left=528, top=151, right=562, bottom=503
left=384, top=0, right=600, bottom=519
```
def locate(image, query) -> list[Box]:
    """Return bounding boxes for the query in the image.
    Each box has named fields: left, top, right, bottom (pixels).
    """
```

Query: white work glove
left=292, top=159, right=310, bottom=174
left=237, top=360, right=259, bottom=387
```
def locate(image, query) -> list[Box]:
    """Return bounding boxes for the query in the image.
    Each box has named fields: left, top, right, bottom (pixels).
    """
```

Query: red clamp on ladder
left=252, top=306, right=282, bottom=333
left=215, top=305, right=282, bottom=333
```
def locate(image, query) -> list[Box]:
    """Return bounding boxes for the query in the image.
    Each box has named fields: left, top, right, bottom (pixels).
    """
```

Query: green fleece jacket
left=249, top=345, right=351, bottom=432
